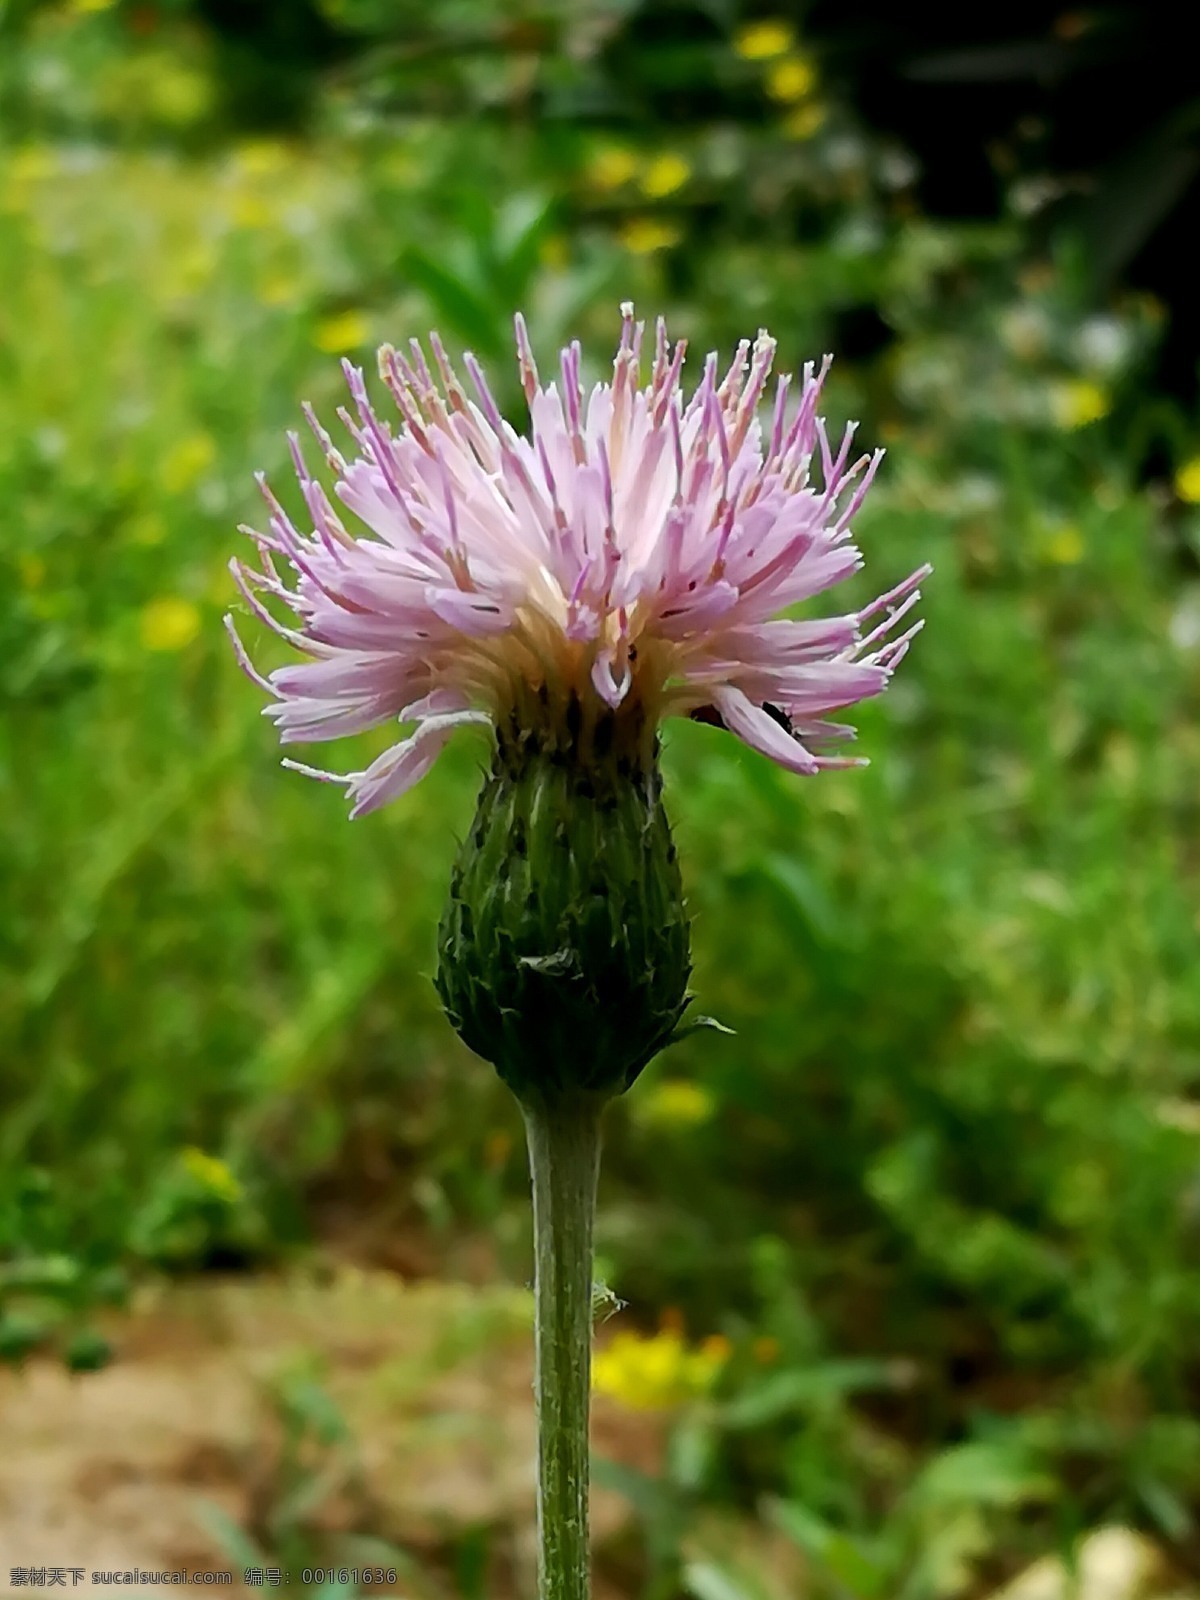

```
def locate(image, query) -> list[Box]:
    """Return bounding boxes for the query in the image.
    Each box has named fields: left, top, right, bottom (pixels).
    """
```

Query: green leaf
left=766, top=1499, right=889, bottom=1599
left=1135, top=1474, right=1192, bottom=1541
left=719, top=1360, right=898, bottom=1429
left=191, top=1499, right=265, bottom=1572
left=668, top=1415, right=717, bottom=1491
left=683, top=1559, right=766, bottom=1600
left=592, top=1454, right=678, bottom=1529
left=400, top=247, right=505, bottom=357
left=912, top=1442, right=1056, bottom=1509
left=666, top=1013, right=737, bottom=1047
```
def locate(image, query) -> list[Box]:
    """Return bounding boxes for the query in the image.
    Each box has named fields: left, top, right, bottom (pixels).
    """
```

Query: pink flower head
left=228, top=305, right=930, bottom=817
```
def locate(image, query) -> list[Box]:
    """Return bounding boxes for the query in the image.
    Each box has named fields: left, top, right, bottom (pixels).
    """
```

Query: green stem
left=522, top=1094, right=604, bottom=1600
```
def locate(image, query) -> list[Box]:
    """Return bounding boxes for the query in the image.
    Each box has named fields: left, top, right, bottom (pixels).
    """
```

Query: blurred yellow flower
left=765, top=53, right=818, bottom=103
left=232, top=139, right=292, bottom=178
left=315, top=309, right=369, bottom=353
left=1051, top=378, right=1110, bottom=430
left=539, top=234, right=570, bottom=270
left=639, top=153, right=691, bottom=199
left=593, top=1327, right=729, bottom=1409
left=125, top=511, right=167, bottom=547
left=783, top=102, right=828, bottom=139
left=1175, top=456, right=1200, bottom=504
left=1042, top=523, right=1085, bottom=564
left=637, top=1077, right=716, bottom=1128
left=618, top=217, right=683, bottom=255
left=586, top=145, right=639, bottom=192
left=151, top=63, right=214, bottom=128
left=161, top=432, right=217, bottom=494
left=141, top=597, right=202, bottom=653
left=165, top=243, right=218, bottom=298
left=98, top=53, right=214, bottom=129
left=258, top=271, right=303, bottom=308
left=7, top=145, right=57, bottom=185
left=181, top=1146, right=242, bottom=1204
left=70, top=0, right=119, bottom=12
left=231, top=191, right=275, bottom=230
left=18, top=552, right=46, bottom=590
left=733, top=20, right=795, bottom=59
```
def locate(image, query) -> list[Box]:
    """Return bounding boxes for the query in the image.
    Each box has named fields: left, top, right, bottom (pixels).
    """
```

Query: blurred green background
left=4, top=2, right=1200, bottom=1596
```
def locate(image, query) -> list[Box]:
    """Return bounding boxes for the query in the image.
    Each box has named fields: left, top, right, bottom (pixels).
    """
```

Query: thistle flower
left=228, top=305, right=928, bottom=1105
left=225, top=306, right=929, bottom=1600
left=227, top=303, right=928, bottom=818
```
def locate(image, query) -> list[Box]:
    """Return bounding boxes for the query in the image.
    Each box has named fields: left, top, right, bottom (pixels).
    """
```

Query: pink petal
left=425, top=587, right=513, bottom=635
left=590, top=648, right=632, bottom=708
left=710, top=685, right=820, bottom=775
left=347, top=709, right=491, bottom=818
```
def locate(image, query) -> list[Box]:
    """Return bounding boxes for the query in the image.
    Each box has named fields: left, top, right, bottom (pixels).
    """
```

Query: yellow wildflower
left=8, top=145, right=57, bottom=185
left=734, top=19, right=795, bottom=59
left=140, top=597, right=202, bottom=653
left=165, top=243, right=218, bottom=298
left=152, top=62, right=214, bottom=128
left=586, top=145, right=639, bottom=192
left=765, top=53, right=818, bottom=103
left=539, top=234, right=570, bottom=270
left=231, top=191, right=274, bottom=230
left=784, top=102, right=827, bottom=140
left=125, top=511, right=167, bottom=547
left=1175, top=456, right=1200, bottom=504
left=1042, top=522, right=1085, bottom=565
left=618, top=217, right=683, bottom=255
left=98, top=54, right=214, bottom=128
left=161, top=432, right=217, bottom=494
left=314, top=309, right=369, bottom=354
left=639, top=153, right=691, bottom=199
left=18, top=552, right=46, bottom=590
left=258, top=272, right=303, bottom=309
left=181, top=1147, right=242, bottom=1204
left=1050, top=378, right=1110, bottom=430
left=636, top=1077, right=716, bottom=1128
left=232, top=139, right=292, bottom=178
left=593, top=1327, right=729, bottom=1409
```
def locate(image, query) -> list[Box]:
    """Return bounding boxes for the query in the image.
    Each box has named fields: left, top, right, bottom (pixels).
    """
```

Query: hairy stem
left=522, top=1094, right=604, bottom=1600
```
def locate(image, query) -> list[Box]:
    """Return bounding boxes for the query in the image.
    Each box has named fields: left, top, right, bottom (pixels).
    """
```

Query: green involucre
left=436, top=706, right=692, bottom=1105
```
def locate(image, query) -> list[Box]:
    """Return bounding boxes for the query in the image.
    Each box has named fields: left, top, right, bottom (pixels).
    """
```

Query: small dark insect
left=690, top=701, right=794, bottom=735
left=689, top=704, right=727, bottom=730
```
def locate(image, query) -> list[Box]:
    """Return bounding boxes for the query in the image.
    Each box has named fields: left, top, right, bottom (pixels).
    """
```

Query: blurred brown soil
left=0, top=1269, right=664, bottom=1599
